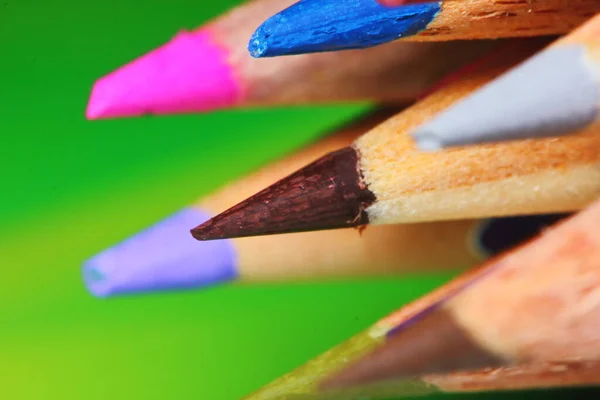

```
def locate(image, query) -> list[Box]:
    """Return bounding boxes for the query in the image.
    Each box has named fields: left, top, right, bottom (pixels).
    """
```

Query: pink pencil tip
left=85, top=30, right=242, bottom=120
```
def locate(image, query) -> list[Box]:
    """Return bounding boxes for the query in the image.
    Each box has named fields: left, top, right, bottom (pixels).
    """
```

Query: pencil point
left=243, top=330, right=381, bottom=399
left=82, top=208, right=237, bottom=297
left=247, top=15, right=280, bottom=58
left=324, top=307, right=506, bottom=390
left=410, top=132, right=442, bottom=151
left=247, top=37, right=266, bottom=59
left=248, top=0, right=439, bottom=57
left=86, top=30, right=241, bottom=119
left=412, top=46, right=599, bottom=147
left=191, top=147, right=375, bottom=241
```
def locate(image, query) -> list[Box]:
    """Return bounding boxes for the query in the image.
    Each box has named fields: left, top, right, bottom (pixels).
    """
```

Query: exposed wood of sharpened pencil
left=412, top=13, right=600, bottom=149
left=417, top=0, right=599, bottom=41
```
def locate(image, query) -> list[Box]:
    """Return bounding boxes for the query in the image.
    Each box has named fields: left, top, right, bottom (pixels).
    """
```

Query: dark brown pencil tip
left=190, top=147, right=375, bottom=241
left=321, top=307, right=507, bottom=391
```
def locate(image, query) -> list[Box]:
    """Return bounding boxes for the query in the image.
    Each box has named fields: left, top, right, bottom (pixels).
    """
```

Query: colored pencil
left=244, top=196, right=600, bottom=399
left=85, top=108, right=559, bottom=297
left=247, top=0, right=598, bottom=58
left=85, top=0, right=493, bottom=120
left=412, top=13, right=600, bottom=150
left=190, top=39, right=600, bottom=241
left=320, top=195, right=600, bottom=390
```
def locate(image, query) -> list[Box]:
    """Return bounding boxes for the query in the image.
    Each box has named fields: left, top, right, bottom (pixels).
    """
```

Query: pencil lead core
left=191, top=147, right=375, bottom=240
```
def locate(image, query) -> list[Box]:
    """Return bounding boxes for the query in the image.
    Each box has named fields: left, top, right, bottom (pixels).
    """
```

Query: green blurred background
left=0, top=0, right=597, bottom=399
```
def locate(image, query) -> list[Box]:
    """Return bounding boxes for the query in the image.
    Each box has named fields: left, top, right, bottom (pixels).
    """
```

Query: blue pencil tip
left=248, top=29, right=269, bottom=58
left=248, top=0, right=440, bottom=58
left=82, top=208, right=238, bottom=298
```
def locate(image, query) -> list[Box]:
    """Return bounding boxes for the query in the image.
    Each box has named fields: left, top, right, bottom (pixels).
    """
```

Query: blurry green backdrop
left=0, top=0, right=597, bottom=399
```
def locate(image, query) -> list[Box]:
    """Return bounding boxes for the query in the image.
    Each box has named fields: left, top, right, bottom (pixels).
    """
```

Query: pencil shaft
left=444, top=200, right=600, bottom=362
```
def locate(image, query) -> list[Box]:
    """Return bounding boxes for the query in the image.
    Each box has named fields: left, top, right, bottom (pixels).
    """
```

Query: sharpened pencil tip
left=246, top=0, right=440, bottom=57
left=191, top=147, right=375, bottom=240
left=248, top=34, right=267, bottom=58
left=325, top=307, right=506, bottom=390
left=85, top=77, right=115, bottom=120
left=411, top=131, right=443, bottom=151
left=85, top=30, right=241, bottom=119
left=411, top=46, right=600, bottom=147
left=248, top=22, right=275, bottom=58
left=83, top=208, right=238, bottom=297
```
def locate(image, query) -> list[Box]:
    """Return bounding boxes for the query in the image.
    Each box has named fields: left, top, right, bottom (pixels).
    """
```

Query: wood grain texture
left=355, top=39, right=600, bottom=224
left=449, top=197, right=600, bottom=363
left=415, top=0, right=599, bottom=41
left=328, top=197, right=600, bottom=391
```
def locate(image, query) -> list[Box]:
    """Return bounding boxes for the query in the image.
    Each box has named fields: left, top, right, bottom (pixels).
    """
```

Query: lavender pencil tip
left=82, top=208, right=238, bottom=297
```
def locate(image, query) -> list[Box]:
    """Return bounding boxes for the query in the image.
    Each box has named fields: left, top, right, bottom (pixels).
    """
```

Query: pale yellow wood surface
left=355, top=39, right=600, bottom=225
